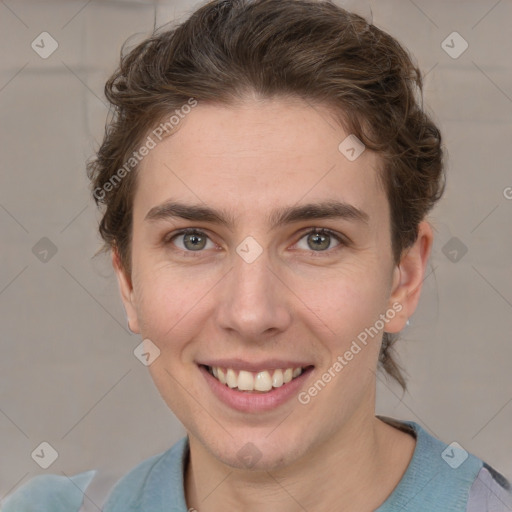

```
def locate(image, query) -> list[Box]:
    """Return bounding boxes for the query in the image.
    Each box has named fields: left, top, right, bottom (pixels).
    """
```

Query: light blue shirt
left=3, top=418, right=512, bottom=511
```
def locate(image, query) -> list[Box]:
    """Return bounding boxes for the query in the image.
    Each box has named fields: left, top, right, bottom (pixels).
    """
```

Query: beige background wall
left=1, top=0, right=511, bottom=506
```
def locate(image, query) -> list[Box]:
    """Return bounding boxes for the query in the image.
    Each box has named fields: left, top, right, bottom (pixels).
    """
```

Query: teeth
left=254, top=370, right=273, bottom=392
left=226, top=368, right=238, bottom=388
left=238, top=370, right=254, bottom=391
left=208, top=365, right=305, bottom=393
left=272, top=369, right=284, bottom=387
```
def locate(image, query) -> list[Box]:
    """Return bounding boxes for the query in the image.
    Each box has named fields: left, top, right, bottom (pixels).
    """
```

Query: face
left=114, top=96, right=430, bottom=471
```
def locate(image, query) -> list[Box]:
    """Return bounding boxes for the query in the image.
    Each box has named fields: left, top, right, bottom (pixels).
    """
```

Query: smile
left=198, top=360, right=315, bottom=412
left=205, top=365, right=306, bottom=393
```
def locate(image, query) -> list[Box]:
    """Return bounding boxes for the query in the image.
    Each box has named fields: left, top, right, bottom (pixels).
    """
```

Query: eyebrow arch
left=144, top=199, right=369, bottom=230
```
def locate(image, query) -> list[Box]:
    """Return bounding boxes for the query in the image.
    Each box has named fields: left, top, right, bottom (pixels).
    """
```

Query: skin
left=113, top=95, right=433, bottom=511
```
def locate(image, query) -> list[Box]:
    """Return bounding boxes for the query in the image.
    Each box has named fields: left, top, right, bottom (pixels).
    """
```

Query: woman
left=3, top=0, right=511, bottom=510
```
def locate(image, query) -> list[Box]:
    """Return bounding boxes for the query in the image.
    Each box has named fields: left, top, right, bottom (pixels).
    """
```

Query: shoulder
left=466, top=463, right=512, bottom=511
left=1, top=470, right=97, bottom=512
left=377, top=417, right=512, bottom=511
left=411, top=420, right=512, bottom=510
left=0, top=438, right=188, bottom=512
left=101, top=436, right=189, bottom=512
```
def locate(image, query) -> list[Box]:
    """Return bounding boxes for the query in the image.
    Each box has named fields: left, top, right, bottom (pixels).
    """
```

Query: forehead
left=133, top=97, right=388, bottom=227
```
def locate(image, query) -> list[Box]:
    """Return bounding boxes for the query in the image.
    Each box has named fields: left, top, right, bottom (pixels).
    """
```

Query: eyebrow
left=144, top=199, right=369, bottom=230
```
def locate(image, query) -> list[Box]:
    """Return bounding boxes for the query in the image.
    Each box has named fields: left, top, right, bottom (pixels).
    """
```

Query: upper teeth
left=210, top=366, right=304, bottom=392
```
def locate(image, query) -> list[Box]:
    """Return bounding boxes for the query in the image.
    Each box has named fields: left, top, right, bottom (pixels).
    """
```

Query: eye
left=165, top=228, right=216, bottom=254
left=164, top=227, right=347, bottom=257
left=295, top=228, right=345, bottom=254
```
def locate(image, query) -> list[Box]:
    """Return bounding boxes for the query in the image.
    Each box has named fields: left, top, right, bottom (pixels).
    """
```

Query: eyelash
left=163, top=227, right=348, bottom=257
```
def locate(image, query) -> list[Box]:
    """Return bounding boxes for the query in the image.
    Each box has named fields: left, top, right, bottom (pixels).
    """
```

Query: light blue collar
left=103, top=418, right=483, bottom=512
left=376, top=418, right=482, bottom=511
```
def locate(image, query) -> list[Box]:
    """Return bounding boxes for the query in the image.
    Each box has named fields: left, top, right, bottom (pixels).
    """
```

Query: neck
left=184, top=406, right=415, bottom=512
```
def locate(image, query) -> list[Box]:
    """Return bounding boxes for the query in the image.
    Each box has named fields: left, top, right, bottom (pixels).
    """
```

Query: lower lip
left=199, top=365, right=314, bottom=413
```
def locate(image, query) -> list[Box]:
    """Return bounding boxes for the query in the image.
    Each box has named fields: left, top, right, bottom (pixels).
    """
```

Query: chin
left=197, top=424, right=313, bottom=472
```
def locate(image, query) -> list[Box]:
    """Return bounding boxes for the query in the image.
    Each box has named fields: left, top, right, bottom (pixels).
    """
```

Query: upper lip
left=198, top=358, right=314, bottom=372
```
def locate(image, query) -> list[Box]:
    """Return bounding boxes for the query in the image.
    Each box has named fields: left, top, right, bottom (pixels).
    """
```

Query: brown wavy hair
left=87, top=0, right=445, bottom=390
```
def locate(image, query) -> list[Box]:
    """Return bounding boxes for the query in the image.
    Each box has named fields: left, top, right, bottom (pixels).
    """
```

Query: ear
left=112, top=248, right=140, bottom=334
left=385, top=220, right=433, bottom=333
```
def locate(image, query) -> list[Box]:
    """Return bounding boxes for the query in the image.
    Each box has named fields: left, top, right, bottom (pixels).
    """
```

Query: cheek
left=294, top=260, right=390, bottom=340
left=130, top=260, right=225, bottom=365
left=131, top=267, right=195, bottom=348
left=132, top=269, right=207, bottom=414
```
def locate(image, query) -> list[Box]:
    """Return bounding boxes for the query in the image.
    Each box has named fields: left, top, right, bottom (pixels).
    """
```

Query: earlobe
left=385, top=221, right=433, bottom=333
left=112, top=248, right=140, bottom=334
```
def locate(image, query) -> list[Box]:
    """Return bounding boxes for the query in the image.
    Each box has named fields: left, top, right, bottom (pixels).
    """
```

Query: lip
left=198, top=358, right=312, bottom=372
left=198, top=363, right=314, bottom=413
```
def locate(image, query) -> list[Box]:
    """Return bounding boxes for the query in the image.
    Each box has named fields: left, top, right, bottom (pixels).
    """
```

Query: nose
left=215, top=247, right=293, bottom=342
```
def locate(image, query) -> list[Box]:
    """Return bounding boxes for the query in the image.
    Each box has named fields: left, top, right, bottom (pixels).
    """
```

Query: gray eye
left=296, top=230, right=341, bottom=252
left=307, top=231, right=331, bottom=251
left=182, top=231, right=208, bottom=251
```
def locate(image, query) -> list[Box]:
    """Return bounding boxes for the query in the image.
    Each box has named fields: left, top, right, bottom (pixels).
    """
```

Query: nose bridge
left=233, top=248, right=274, bottom=302
left=216, top=243, right=291, bottom=338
